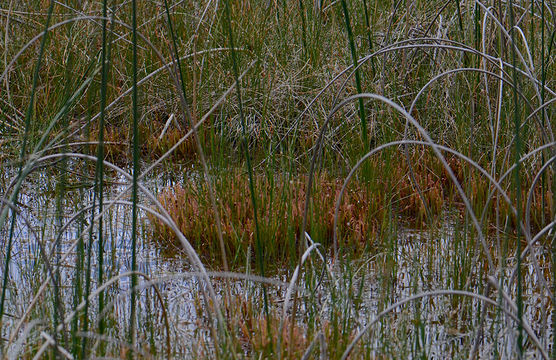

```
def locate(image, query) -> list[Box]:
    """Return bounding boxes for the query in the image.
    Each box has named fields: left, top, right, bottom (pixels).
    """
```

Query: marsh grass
left=149, top=150, right=473, bottom=267
left=0, top=0, right=554, bottom=358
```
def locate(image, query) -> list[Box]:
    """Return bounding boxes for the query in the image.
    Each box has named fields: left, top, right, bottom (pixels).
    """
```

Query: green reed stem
left=222, top=0, right=271, bottom=347
left=362, top=0, right=376, bottom=72
left=454, top=0, right=464, bottom=33
left=541, top=1, right=556, bottom=358
left=340, top=0, right=368, bottom=150
left=71, top=189, right=85, bottom=356
left=508, top=0, right=523, bottom=356
left=162, top=0, right=230, bottom=273
left=298, top=0, right=308, bottom=59
left=76, top=80, right=98, bottom=358
left=130, top=0, right=140, bottom=352
left=82, top=59, right=105, bottom=360
left=96, top=0, right=113, bottom=346
left=0, top=0, right=55, bottom=343
left=52, top=13, right=77, bottom=357
left=530, top=0, right=535, bottom=64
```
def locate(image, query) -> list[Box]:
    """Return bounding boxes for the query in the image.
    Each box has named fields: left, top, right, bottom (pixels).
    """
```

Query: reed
left=0, top=0, right=554, bottom=358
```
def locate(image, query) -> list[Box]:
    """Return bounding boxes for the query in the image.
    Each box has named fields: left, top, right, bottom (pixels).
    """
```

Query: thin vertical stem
left=96, top=0, right=113, bottom=346
left=53, top=8, right=77, bottom=356
left=222, top=0, right=271, bottom=351
left=129, top=0, right=140, bottom=353
left=508, top=0, right=523, bottom=356
left=298, top=0, right=308, bottom=59
left=340, top=0, right=368, bottom=149
left=78, top=81, right=98, bottom=359
left=162, top=0, right=229, bottom=274
left=0, top=0, right=55, bottom=341
left=362, top=0, right=376, bottom=72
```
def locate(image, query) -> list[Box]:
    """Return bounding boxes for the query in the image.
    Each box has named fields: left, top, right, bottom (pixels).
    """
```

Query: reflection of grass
left=228, top=294, right=310, bottom=358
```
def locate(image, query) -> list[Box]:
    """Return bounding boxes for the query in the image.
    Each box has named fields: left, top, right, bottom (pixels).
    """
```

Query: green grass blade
left=130, top=0, right=140, bottom=353
left=222, top=0, right=271, bottom=350
left=508, top=0, right=524, bottom=355
left=340, top=0, right=368, bottom=149
left=0, top=0, right=56, bottom=339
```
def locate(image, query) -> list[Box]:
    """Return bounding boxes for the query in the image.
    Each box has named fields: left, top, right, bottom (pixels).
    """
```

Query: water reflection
left=1, top=167, right=552, bottom=358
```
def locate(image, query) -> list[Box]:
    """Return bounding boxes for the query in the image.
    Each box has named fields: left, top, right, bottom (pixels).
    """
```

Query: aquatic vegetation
left=0, top=0, right=554, bottom=358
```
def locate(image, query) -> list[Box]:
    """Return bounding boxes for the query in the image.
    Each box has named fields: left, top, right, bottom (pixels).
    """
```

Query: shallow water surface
left=1, top=168, right=553, bottom=359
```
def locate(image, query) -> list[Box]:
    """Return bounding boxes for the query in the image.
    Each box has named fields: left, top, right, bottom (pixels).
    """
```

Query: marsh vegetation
left=0, top=0, right=554, bottom=358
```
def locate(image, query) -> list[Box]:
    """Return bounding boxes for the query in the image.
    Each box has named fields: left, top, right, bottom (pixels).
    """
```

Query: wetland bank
left=0, top=0, right=554, bottom=358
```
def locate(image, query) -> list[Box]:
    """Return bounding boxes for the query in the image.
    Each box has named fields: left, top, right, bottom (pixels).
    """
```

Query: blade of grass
left=0, top=0, right=56, bottom=344
left=53, top=8, right=79, bottom=356
left=162, top=0, right=229, bottom=274
left=129, top=0, right=140, bottom=353
left=221, top=0, right=271, bottom=351
left=508, top=0, right=524, bottom=355
left=339, top=0, right=368, bottom=150
left=94, top=0, right=113, bottom=353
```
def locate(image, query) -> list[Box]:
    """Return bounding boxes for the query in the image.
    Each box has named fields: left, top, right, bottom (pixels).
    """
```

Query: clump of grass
left=229, top=295, right=309, bottom=357
left=149, top=141, right=554, bottom=268
left=442, top=154, right=554, bottom=234
left=148, top=149, right=461, bottom=266
left=149, top=169, right=375, bottom=266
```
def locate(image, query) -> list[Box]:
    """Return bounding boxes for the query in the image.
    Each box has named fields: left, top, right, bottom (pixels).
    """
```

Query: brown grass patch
left=146, top=152, right=456, bottom=265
